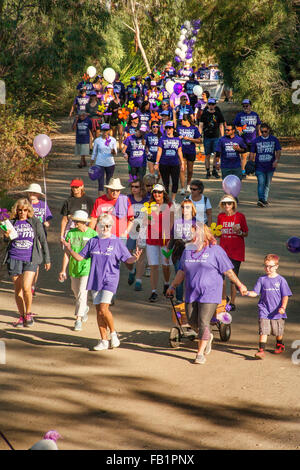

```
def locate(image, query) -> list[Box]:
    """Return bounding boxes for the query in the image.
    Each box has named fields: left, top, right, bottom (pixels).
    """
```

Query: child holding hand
left=246, top=254, right=292, bottom=359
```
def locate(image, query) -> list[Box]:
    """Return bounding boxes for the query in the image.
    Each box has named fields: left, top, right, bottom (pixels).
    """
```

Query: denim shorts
left=7, top=258, right=38, bottom=276
left=203, top=137, right=219, bottom=156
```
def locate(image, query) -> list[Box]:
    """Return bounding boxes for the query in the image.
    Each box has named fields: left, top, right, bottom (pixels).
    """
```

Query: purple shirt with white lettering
left=80, top=236, right=131, bottom=293
left=179, top=244, right=233, bottom=303
left=158, top=136, right=182, bottom=166
left=253, top=274, right=292, bottom=319
left=124, top=135, right=146, bottom=168
left=31, top=201, right=53, bottom=224
left=233, top=111, right=261, bottom=144
left=250, top=135, right=281, bottom=173
left=177, top=125, right=201, bottom=156
left=216, top=135, right=247, bottom=169
left=9, top=220, right=35, bottom=262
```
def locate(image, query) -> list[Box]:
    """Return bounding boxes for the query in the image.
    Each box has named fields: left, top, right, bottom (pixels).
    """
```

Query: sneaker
left=257, top=200, right=265, bottom=207
left=145, top=266, right=151, bottom=277
left=204, top=333, right=213, bottom=355
left=163, top=283, right=170, bottom=296
left=24, top=314, right=34, bottom=327
left=134, top=281, right=142, bottom=291
left=229, top=303, right=236, bottom=312
left=82, top=306, right=89, bottom=322
left=212, top=168, right=220, bottom=179
left=180, top=188, right=185, bottom=195
left=205, top=170, right=211, bottom=179
left=186, top=185, right=191, bottom=193
left=74, top=319, right=82, bottom=331
left=149, top=292, right=158, bottom=303
left=128, top=268, right=136, bottom=285
left=13, top=316, right=25, bottom=328
left=263, top=200, right=269, bottom=206
left=194, top=354, right=206, bottom=364
left=93, top=339, right=109, bottom=351
left=31, top=286, right=36, bottom=297
left=110, top=332, right=120, bottom=349
left=274, top=343, right=285, bottom=354
left=255, top=348, right=265, bottom=359
left=242, top=172, right=247, bottom=180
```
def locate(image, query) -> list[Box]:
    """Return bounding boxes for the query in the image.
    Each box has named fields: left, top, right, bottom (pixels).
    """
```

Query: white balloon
left=175, top=48, right=182, bottom=56
left=186, top=58, right=193, bottom=64
left=193, top=85, right=203, bottom=96
left=179, top=50, right=186, bottom=60
left=177, top=41, right=184, bottom=49
left=180, top=34, right=185, bottom=41
left=184, top=20, right=191, bottom=28
left=103, top=67, right=116, bottom=84
left=86, top=66, right=96, bottom=78
left=181, top=28, right=187, bottom=35
left=181, top=44, right=188, bottom=52
left=165, top=80, right=175, bottom=95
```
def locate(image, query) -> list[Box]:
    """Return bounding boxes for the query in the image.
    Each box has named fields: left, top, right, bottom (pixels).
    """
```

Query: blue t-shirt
left=124, top=135, right=146, bottom=168
left=145, top=132, right=160, bottom=162
left=233, top=111, right=262, bottom=144
left=75, top=117, right=93, bottom=144
left=74, top=95, right=90, bottom=113
left=177, top=125, right=201, bottom=156
left=158, top=136, right=182, bottom=166
left=250, top=135, right=281, bottom=173
left=175, top=104, right=194, bottom=120
left=253, top=274, right=292, bottom=320
left=216, top=135, right=247, bottom=169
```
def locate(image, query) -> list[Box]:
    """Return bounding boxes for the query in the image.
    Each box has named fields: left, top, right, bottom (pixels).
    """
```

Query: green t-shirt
left=66, top=227, right=97, bottom=277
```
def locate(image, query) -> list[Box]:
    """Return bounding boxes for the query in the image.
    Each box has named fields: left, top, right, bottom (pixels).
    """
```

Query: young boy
left=246, top=254, right=292, bottom=359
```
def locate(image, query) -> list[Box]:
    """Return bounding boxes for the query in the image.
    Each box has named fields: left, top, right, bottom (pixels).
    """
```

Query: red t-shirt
left=217, top=212, right=248, bottom=262
left=91, top=194, right=134, bottom=237
left=146, top=202, right=173, bottom=246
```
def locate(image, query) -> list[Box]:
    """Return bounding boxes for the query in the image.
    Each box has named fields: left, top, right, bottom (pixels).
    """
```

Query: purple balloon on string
left=222, top=174, right=242, bottom=198
left=174, top=56, right=181, bottom=63
left=173, top=83, right=183, bottom=95
left=192, top=29, right=199, bottom=35
left=286, top=237, right=300, bottom=253
left=33, top=134, right=52, bottom=158
left=186, top=53, right=193, bottom=59
left=193, top=19, right=202, bottom=27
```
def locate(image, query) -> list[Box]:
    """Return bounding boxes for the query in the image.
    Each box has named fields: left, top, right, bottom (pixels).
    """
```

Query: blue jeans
left=255, top=170, right=274, bottom=202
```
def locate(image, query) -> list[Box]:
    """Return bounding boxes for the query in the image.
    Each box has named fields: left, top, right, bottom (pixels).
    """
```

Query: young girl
left=246, top=254, right=292, bottom=359
left=24, top=183, right=53, bottom=296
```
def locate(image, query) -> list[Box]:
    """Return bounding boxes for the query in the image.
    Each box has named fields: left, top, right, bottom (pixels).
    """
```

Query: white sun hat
left=70, top=210, right=90, bottom=223
left=104, top=177, right=125, bottom=191
left=23, top=183, right=45, bottom=197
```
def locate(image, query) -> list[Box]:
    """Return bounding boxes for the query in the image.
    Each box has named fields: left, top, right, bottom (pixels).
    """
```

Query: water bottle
left=0, top=219, right=18, bottom=240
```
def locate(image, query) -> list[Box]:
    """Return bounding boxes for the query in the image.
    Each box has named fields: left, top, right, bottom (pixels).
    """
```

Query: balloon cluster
left=174, top=19, right=202, bottom=65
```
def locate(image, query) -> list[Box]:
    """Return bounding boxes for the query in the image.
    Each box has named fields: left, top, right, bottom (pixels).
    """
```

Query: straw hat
left=104, top=178, right=125, bottom=191
left=70, top=210, right=90, bottom=223
left=23, top=183, right=45, bottom=197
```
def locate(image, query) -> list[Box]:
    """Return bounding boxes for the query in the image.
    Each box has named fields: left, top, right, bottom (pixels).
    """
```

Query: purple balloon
left=186, top=53, right=193, bottom=59
left=33, top=134, right=52, bottom=158
left=286, top=237, right=300, bottom=253
left=193, top=19, right=202, bottom=27
left=222, top=174, right=241, bottom=198
left=88, top=166, right=101, bottom=181
left=173, top=83, right=183, bottom=95
left=174, top=56, right=181, bottom=63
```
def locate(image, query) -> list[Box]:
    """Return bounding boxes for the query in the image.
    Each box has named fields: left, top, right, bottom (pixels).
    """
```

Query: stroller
left=169, top=297, right=232, bottom=349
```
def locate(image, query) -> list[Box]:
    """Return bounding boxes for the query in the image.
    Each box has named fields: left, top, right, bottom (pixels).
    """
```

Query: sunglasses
left=146, top=184, right=153, bottom=187
left=18, top=208, right=28, bottom=212
left=152, top=125, right=159, bottom=128
left=261, top=130, right=269, bottom=133
left=225, top=128, right=233, bottom=132
left=190, top=187, right=200, bottom=191
left=222, top=202, right=233, bottom=205
left=131, top=185, right=140, bottom=189
left=153, top=190, right=163, bottom=194
left=242, top=105, right=250, bottom=108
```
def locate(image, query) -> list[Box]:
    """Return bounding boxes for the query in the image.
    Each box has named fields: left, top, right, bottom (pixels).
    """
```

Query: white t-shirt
left=189, top=195, right=212, bottom=224
left=91, top=136, right=117, bottom=167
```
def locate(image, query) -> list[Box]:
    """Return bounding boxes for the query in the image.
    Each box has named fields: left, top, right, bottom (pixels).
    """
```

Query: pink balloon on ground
left=222, top=174, right=241, bottom=198
left=33, top=134, right=52, bottom=158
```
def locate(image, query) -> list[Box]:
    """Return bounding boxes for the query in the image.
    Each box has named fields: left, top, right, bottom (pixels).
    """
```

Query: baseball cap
left=101, top=123, right=110, bottom=130
left=70, top=178, right=84, bottom=187
left=151, top=183, right=166, bottom=193
left=150, top=81, right=156, bottom=86
left=130, top=76, right=135, bottom=81
left=207, top=98, right=216, bottom=104
left=106, top=84, right=113, bottom=89
left=165, top=121, right=174, bottom=127
left=131, top=112, right=138, bottom=119
left=139, top=124, right=147, bottom=133
left=160, top=110, right=169, bottom=116
left=242, top=99, right=251, bottom=105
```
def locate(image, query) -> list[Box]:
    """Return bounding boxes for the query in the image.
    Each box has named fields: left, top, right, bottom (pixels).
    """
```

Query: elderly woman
left=60, top=178, right=94, bottom=241
left=217, top=194, right=248, bottom=310
left=89, top=177, right=134, bottom=241
left=91, top=123, right=117, bottom=196
left=62, top=213, right=141, bottom=350
left=167, top=223, right=247, bottom=364
left=1, top=198, right=51, bottom=327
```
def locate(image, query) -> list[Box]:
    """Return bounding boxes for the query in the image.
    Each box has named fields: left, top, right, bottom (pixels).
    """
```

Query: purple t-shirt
left=158, top=136, right=182, bottom=166
left=177, top=125, right=201, bottom=156
left=253, top=274, right=292, bottom=320
left=250, top=135, right=281, bottom=173
left=172, top=217, right=195, bottom=241
left=136, top=110, right=151, bottom=130
left=124, top=135, right=146, bottom=168
left=75, top=117, right=93, bottom=144
left=179, top=244, right=233, bottom=303
left=8, top=220, right=35, bottom=262
left=145, top=132, right=160, bottom=162
left=233, top=111, right=261, bottom=144
left=216, top=135, right=247, bottom=169
left=31, top=201, right=53, bottom=223
left=74, top=95, right=90, bottom=113
left=80, top=236, right=131, bottom=293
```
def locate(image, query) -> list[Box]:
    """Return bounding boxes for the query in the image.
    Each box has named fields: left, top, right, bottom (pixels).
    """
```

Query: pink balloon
left=33, top=134, right=52, bottom=158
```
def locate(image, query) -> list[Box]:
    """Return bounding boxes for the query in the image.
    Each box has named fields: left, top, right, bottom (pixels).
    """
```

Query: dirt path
left=1, top=111, right=300, bottom=450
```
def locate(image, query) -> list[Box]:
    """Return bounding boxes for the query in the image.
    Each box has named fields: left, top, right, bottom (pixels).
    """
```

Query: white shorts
left=91, top=289, right=114, bottom=305
left=146, top=244, right=173, bottom=266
